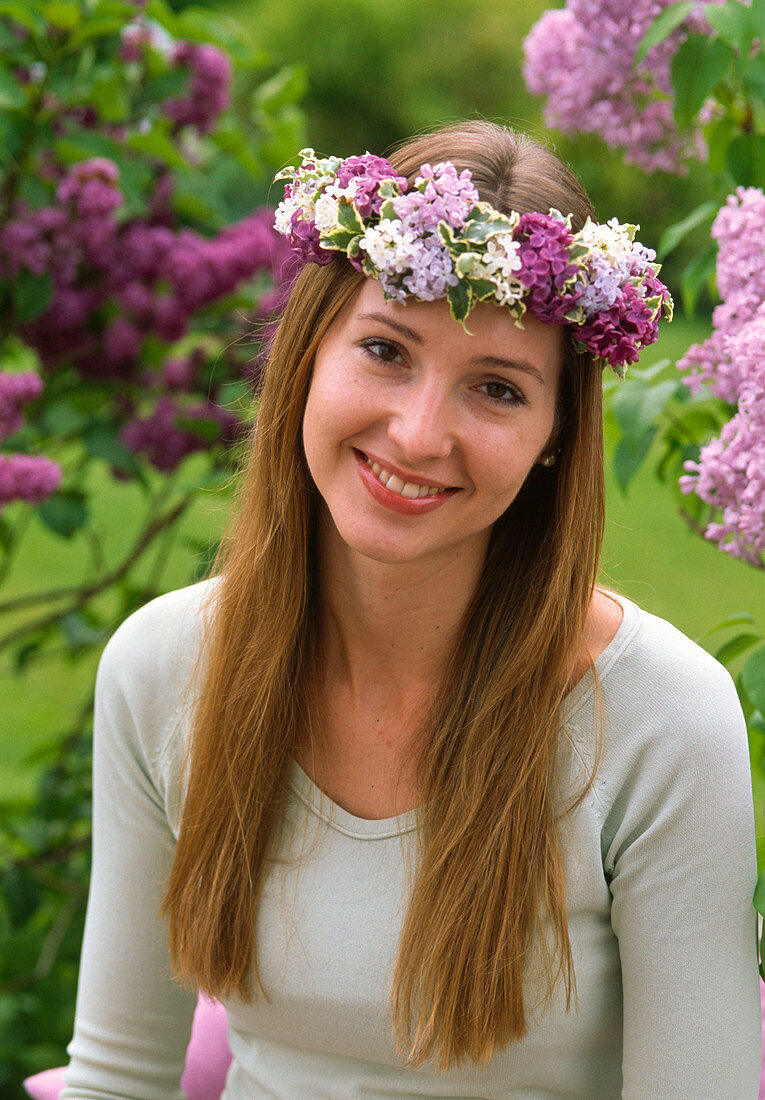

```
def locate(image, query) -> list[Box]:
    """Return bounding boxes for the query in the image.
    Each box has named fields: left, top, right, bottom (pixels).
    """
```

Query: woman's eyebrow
left=356, top=311, right=423, bottom=344
left=476, top=356, right=546, bottom=387
left=356, top=311, right=546, bottom=386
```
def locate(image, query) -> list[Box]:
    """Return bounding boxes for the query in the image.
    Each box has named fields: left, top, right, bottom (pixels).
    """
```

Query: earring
left=541, top=453, right=557, bottom=467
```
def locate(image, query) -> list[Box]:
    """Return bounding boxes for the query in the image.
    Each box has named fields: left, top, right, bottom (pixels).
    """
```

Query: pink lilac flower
left=0, top=373, right=43, bottom=441
left=392, top=162, right=480, bottom=230
left=678, top=193, right=765, bottom=565
left=0, top=453, right=62, bottom=508
left=679, top=188, right=765, bottom=402
left=163, top=42, right=231, bottom=134
left=335, top=155, right=407, bottom=218
left=120, top=396, right=242, bottom=472
left=523, top=0, right=720, bottom=173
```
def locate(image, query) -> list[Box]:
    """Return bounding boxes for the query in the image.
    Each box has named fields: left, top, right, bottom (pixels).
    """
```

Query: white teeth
left=363, top=455, right=447, bottom=498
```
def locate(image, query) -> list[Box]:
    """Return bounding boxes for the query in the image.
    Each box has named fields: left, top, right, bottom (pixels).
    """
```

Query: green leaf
left=174, top=416, right=222, bottom=443
left=43, top=0, right=81, bottom=30
left=751, top=0, right=765, bottom=36
left=680, top=244, right=717, bottom=316
left=83, top=424, right=142, bottom=476
left=743, top=55, right=765, bottom=101
left=754, top=869, right=765, bottom=979
left=636, top=2, right=693, bottom=64
left=447, top=280, right=471, bottom=326
left=40, top=399, right=88, bottom=435
left=658, top=200, right=718, bottom=258
left=89, top=73, right=130, bottom=125
left=336, top=199, right=363, bottom=235
left=613, top=432, right=655, bottom=492
left=611, top=379, right=678, bottom=443
left=742, top=647, right=765, bottom=713
left=670, top=35, right=734, bottom=129
left=125, top=126, right=188, bottom=171
left=252, top=64, right=308, bottom=113
left=726, top=133, right=765, bottom=188
left=0, top=0, right=46, bottom=34
left=714, top=632, right=761, bottom=665
left=697, top=612, right=756, bottom=641
left=59, top=610, right=105, bottom=652
left=0, top=66, right=29, bottom=111
left=705, top=0, right=753, bottom=54
left=36, top=491, right=88, bottom=538
left=704, top=116, right=737, bottom=176
left=69, top=15, right=132, bottom=49
left=12, top=271, right=53, bottom=324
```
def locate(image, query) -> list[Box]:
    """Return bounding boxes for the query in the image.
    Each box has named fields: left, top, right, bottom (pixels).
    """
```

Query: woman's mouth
left=360, top=454, right=450, bottom=499
left=353, top=449, right=458, bottom=515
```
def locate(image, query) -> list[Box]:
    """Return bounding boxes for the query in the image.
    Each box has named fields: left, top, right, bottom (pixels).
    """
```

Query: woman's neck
left=316, top=527, right=487, bottom=699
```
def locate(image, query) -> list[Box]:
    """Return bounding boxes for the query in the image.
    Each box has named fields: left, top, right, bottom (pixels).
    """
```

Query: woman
left=62, top=122, right=762, bottom=1099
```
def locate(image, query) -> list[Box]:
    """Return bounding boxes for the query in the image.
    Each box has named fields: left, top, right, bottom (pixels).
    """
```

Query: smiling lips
left=353, top=449, right=458, bottom=515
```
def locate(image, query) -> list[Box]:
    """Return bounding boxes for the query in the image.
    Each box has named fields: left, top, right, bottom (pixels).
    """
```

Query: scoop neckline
left=288, top=592, right=642, bottom=837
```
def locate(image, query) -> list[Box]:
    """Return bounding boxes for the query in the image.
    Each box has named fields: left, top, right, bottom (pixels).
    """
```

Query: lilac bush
left=0, top=5, right=306, bottom=1084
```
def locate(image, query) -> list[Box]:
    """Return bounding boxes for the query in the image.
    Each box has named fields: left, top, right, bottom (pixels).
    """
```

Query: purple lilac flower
left=523, top=1, right=719, bottom=173
left=120, top=396, right=242, bottom=472
left=577, top=283, right=658, bottom=368
left=679, top=188, right=765, bottom=402
left=335, top=155, right=407, bottom=218
left=513, top=212, right=582, bottom=323
left=0, top=372, right=43, bottom=441
left=0, top=453, right=62, bottom=508
left=392, top=162, right=480, bottom=230
left=56, top=159, right=122, bottom=218
left=677, top=191, right=765, bottom=565
left=163, top=42, right=231, bottom=134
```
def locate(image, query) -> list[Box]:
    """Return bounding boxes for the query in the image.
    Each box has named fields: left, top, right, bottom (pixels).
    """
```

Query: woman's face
left=302, top=279, right=563, bottom=571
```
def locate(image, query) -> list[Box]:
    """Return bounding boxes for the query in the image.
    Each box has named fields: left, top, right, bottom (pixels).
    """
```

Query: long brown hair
left=163, top=121, right=605, bottom=1069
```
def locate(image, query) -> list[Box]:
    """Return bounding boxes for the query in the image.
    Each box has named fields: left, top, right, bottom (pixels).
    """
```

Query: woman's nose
left=386, top=382, right=456, bottom=462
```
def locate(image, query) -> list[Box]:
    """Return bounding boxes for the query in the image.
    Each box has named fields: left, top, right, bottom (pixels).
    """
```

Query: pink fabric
left=23, top=996, right=231, bottom=1100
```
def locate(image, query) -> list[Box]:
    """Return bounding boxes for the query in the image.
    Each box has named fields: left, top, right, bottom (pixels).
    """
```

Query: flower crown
left=274, top=149, right=673, bottom=379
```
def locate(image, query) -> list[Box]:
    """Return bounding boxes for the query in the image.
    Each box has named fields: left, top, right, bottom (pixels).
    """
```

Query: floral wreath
left=274, top=149, right=673, bottom=379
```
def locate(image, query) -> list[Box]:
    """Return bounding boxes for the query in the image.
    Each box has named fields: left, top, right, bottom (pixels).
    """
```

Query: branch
left=0, top=496, right=193, bottom=651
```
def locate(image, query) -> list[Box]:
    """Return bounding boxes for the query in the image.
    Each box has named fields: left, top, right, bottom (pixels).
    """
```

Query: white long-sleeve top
left=62, top=579, right=762, bottom=1099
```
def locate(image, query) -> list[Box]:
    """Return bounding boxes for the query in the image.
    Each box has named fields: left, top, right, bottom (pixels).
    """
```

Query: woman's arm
left=62, top=592, right=203, bottom=1100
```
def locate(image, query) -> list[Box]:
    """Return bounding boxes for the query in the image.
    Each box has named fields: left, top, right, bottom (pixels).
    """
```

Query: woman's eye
left=360, top=339, right=404, bottom=365
left=478, top=380, right=526, bottom=406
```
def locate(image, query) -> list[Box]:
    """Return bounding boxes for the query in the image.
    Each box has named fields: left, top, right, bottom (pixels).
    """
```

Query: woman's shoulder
left=571, top=592, right=749, bottom=808
left=95, top=577, right=221, bottom=727
left=597, top=592, right=740, bottom=714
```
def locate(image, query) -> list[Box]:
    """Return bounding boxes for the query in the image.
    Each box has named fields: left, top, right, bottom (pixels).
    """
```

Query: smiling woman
left=59, top=122, right=761, bottom=1100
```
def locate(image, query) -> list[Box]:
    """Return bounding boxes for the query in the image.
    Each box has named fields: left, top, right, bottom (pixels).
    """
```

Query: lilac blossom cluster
left=0, top=156, right=292, bottom=475
left=522, top=0, right=717, bottom=173
left=361, top=163, right=480, bottom=302
left=118, top=20, right=232, bottom=136
left=274, top=150, right=673, bottom=376
left=678, top=188, right=765, bottom=565
left=120, top=396, right=242, bottom=472
left=0, top=372, right=61, bottom=509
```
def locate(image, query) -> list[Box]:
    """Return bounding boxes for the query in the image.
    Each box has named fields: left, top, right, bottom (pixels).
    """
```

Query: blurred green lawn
left=1, top=315, right=763, bottom=849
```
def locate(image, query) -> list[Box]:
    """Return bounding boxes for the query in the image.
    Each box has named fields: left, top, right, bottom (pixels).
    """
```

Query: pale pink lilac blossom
left=523, top=0, right=722, bottom=173
left=679, top=191, right=765, bottom=565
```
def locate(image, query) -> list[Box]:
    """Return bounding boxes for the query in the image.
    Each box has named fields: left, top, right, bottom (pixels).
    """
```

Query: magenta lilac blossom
left=273, top=149, right=673, bottom=377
